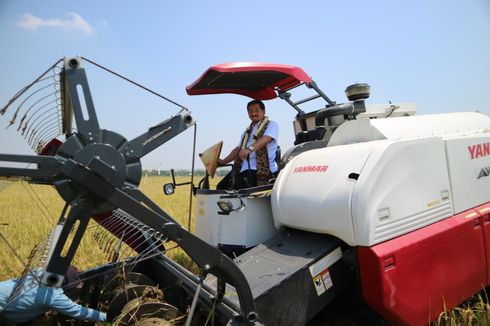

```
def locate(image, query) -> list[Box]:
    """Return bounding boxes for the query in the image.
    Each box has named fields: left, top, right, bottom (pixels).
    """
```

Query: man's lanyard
left=240, top=116, right=269, bottom=149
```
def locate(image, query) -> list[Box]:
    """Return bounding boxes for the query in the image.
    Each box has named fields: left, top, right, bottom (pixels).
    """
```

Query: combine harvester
left=0, top=57, right=489, bottom=325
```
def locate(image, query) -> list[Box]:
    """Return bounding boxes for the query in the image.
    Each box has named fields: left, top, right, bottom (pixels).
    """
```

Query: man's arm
left=217, top=146, right=240, bottom=165
left=49, top=289, right=106, bottom=323
left=240, top=120, right=278, bottom=161
left=0, top=279, right=18, bottom=311
left=238, top=135, right=273, bottom=160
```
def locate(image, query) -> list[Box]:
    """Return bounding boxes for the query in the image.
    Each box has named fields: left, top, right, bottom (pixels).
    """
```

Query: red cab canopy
left=186, top=62, right=312, bottom=100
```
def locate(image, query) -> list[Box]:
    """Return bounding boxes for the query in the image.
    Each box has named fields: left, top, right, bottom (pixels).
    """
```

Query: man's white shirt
left=238, top=120, right=279, bottom=173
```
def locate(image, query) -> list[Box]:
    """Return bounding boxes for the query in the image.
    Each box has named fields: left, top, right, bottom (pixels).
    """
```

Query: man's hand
left=238, top=148, right=252, bottom=161
left=217, top=158, right=226, bottom=166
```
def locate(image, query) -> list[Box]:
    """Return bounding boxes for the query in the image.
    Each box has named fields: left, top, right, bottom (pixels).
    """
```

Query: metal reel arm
left=43, top=196, right=94, bottom=286
left=0, top=153, right=61, bottom=184
left=60, top=157, right=259, bottom=324
left=122, top=109, right=195, bottom=159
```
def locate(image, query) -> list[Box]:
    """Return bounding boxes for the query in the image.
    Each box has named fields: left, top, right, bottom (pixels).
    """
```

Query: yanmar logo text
left=293, top=165, right=329, bottom=173
left=469, top=142, right=490, bottom=159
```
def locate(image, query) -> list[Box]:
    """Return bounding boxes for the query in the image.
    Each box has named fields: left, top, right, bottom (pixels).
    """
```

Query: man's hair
left=247, top=99, right=265, bottom=111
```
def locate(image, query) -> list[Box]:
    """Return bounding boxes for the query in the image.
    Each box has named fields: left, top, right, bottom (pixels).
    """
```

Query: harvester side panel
left=352, top=137, right=453, bottom=246
left=478, top=202, right=490, bottom=283
left=273, top=137, right=453, bottom=247
left=272, top=141, right=376, bottom=245
left=444, top=134, right=490, bottom=214
left=357, top=206, right=487, bottom=326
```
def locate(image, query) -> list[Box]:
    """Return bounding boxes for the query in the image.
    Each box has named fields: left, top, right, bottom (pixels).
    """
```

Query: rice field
left=0, top=176, right=210, bottom=280
left=1, top=177, right=489, bottom=324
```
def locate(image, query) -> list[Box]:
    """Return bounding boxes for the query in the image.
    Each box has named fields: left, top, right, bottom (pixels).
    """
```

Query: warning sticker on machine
left=313, top=275, right=325, bottom=295
left=309, top=247, right=342, bottom=296
left=322, top=269, right=333, bottom=288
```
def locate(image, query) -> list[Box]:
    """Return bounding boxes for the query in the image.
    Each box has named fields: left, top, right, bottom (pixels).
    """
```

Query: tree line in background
left=143, top=169, right=230, bottom=177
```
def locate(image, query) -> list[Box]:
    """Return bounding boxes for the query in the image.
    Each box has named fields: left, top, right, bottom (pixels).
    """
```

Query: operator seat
left=216, top=146, right=282, bottom=190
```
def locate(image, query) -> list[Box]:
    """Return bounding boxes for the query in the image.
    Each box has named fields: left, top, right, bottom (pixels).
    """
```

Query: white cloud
left=17, top=13, right=94, bottom=35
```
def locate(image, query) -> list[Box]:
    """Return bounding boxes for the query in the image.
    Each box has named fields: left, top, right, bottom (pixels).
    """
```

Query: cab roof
left=186, top=62, right=312, bottom=100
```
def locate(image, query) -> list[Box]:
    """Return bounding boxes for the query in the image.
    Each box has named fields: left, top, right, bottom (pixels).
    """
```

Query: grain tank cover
left=327, top=111, right=489, bottom=146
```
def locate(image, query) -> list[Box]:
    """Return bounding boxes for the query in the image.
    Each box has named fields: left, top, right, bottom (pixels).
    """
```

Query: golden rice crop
left=0, top=175, right=217, bottom=280
left=432, top=291, right=490, bottom=325
left=3, top=176, right=487, bottom=325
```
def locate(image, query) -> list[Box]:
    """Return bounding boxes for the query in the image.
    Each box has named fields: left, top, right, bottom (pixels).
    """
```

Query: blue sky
left=0, top=0, right=489, bottom=171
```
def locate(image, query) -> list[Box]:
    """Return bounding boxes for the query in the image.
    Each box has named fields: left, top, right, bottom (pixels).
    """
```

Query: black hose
left=315, top=100, right=366, bottom=127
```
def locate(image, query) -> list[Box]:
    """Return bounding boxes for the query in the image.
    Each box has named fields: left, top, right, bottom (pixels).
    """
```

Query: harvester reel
left=55, top=128, right=142, bottom=211
left=0, top=57, right=261, bottom=325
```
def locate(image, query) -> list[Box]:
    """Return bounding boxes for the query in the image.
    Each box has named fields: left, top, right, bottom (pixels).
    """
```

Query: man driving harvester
left=217, top=99, right=279, bottom=189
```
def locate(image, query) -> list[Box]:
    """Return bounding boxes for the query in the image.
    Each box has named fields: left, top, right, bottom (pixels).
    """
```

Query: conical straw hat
left=199, top=141, right=223, bottom=178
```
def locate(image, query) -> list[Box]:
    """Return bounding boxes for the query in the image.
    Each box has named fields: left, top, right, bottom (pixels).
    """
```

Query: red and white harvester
left=1, top=58, right=489, bottom=325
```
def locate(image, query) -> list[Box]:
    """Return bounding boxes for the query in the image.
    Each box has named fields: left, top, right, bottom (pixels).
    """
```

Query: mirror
left=163, top=183, right=175, bottom=195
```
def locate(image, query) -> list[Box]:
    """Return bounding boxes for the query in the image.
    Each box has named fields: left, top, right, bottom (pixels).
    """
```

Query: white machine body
left=195, top=191, right=278, bottom=249
left=272, top=111, right=490, bottom=246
